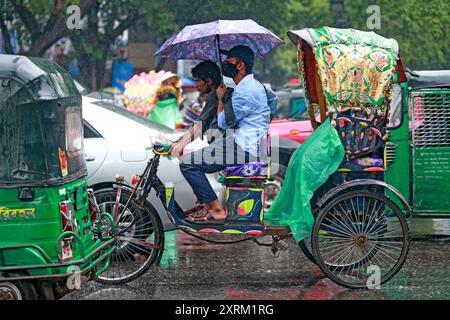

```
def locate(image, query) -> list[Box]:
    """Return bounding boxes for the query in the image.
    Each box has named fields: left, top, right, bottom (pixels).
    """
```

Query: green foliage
left=344, top=0, right=450, bottom=70
left=2, top=0, right=449, bottom=87
left=254, top=0, right=334, bottom=87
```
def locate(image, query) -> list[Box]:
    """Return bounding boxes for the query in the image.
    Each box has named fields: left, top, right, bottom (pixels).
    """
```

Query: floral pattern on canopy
left=289, top=27, right=406, bottom=121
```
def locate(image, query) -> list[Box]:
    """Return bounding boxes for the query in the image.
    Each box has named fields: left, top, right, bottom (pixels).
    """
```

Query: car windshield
left=273, top=90, right=310, bottom=120
left=92, top=100, right=175, bottom=134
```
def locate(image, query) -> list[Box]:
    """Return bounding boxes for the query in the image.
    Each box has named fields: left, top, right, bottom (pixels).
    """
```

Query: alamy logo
left=66, top=5, right=81, bottom=30
left=66, top=265, right=81, bottom=290
left=367, top=5, right=381, bottom=30
left=366, top=265, right=381, bottom=289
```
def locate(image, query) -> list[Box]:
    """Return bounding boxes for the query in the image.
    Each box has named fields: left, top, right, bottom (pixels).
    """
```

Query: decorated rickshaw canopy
left=0, top=54, right=84, bottom=187
left=287, top=27, right=407, bottom=122
left=123, top=70, right=182, bottom=117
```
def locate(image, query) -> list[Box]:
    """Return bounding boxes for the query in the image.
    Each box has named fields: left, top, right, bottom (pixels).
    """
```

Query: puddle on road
left=65, top=220, right=450, bottom=300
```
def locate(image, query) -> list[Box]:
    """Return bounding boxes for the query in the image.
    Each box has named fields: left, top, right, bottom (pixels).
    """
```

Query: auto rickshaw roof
left=0, top=54, right=79, bottom=100
left=0, top=54, right=46, bottom=83
left=407, top=70, right=450, bottom=89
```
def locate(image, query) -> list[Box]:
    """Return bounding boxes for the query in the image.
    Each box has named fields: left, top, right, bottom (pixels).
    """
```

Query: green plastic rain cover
left=266, top=120, right=345, bottom=242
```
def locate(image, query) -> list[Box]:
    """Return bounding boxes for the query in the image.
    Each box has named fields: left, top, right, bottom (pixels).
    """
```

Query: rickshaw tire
left=94, top=188, right=155, bottom=259
left=298, top=239, right=317, bottom=265
left=311, top=190, right=410, bottom=289
left=94, top=188, right=164, bottom=285
left=3, top=273, right=39, bottom=300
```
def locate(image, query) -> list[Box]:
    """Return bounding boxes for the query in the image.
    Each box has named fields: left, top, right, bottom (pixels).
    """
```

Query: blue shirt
left=218, top=74, right=270, bottom=156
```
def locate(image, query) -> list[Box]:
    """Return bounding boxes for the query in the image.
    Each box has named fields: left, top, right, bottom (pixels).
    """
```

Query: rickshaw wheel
left=311, top=190, right=409, bottom=289
left=298, top=238, right=317, bottom=265
left=94, top=188, right=164, bottom=285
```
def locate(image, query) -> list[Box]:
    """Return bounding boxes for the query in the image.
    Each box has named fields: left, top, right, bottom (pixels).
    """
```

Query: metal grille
left=385, top=142, right=396, bottom=166
left=412, top=91, right=450, bottom=148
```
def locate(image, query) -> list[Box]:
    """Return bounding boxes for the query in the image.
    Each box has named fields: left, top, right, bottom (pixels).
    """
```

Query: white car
left=82, top=96, right=224, bottom=230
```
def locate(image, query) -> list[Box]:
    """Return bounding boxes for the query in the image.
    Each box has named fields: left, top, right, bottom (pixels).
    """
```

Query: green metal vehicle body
left=385, top=70, right=450, bottom=218
left=0, top=54, right=114, bottom=300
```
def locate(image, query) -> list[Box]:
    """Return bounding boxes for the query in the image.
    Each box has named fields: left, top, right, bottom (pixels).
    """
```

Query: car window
left=92, top=100, right=175, bottom=134
left=273, top=90, right=309, bottom=120
left=83, top=120, right=103, bottom=138
left=290, top=97, right=308, bottom=120
left=387, top=84, right=402, bottom=128
left=274, top=96, right=291, bottom=119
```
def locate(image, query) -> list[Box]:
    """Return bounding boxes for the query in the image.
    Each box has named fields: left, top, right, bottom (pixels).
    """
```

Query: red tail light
left=88, top=191, right=98, bottom=222
left=60, top=201, right=74, bottom=232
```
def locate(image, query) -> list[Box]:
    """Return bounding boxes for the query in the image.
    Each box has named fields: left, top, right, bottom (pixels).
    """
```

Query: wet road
left=64, top=218, right=450, bottom=300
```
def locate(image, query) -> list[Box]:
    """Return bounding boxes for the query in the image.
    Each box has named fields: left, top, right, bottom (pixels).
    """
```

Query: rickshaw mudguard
left=316, top=179, right=411, bottom=213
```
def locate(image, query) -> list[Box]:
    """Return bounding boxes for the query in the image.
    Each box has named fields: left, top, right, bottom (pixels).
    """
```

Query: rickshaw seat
left=222, top=133, right=271, bottom=180
left=223, top=161, right=268, bottom=179
left=337, top=155, right=385, bottom=172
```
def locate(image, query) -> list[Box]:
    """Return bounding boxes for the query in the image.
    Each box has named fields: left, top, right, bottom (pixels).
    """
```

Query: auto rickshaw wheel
left=94, top=189, right=164, bottom=285
left=1, top=274, right=38, bottom=300
left=311, top=190, right=409, bottom=289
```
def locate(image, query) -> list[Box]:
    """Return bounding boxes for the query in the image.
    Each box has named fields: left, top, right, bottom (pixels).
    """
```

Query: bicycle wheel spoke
left=314, top=191, right=409, bottom=289
left=94, top=191, right=163, bottom=284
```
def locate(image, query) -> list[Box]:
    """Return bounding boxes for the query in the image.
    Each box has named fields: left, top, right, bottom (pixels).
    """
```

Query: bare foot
left=207, top=208, right=227, bottom=220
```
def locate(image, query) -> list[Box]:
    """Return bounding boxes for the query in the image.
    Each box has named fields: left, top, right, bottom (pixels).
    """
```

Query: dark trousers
left=179, top=136, right=254, bottom=204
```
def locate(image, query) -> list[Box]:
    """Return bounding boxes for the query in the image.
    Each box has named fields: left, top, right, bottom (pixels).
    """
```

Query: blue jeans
left=180, top=136, right=255, bottom=204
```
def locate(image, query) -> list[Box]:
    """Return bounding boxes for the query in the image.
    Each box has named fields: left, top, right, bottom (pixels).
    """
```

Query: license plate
left=61, top=241, right=73, bottom=261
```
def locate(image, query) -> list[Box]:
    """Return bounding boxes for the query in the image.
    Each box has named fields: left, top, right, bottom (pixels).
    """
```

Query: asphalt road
left=64, top=218, right=450, bottom=300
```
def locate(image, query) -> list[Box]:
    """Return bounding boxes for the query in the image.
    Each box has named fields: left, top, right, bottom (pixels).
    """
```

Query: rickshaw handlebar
left=145, top=143, right=172, bottom=157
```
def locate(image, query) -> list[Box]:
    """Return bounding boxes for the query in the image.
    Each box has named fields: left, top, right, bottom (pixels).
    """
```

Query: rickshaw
left=0, top=54, right=115, bottom=300
left=96, top=27, right=411, bottom=289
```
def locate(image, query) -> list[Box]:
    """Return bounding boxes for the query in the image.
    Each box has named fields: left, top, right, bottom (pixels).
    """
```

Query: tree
left=343, top=0, right=450, bottom=70
left=4, top=0, right=97, bottom=56
left=2, top=0, right=448, bottom=89
left=0, top=0, right=146, bottom=89
left=69, top=0, right=145, bottom=89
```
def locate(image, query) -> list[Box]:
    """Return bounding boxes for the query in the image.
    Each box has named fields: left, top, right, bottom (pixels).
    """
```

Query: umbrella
left=154, top=19, right=284, bottom=63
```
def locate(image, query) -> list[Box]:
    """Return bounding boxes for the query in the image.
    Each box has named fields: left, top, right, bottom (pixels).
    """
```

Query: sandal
left=185, top=204, right=206, bottom=217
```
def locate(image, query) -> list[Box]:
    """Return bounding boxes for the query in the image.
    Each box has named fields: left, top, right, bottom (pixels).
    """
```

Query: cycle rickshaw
left=0, top=54, right=115, bottom=299
left=96, top=27, right=411, bottom=289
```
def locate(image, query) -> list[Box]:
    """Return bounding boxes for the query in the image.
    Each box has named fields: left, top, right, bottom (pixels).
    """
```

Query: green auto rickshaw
left=386, top=70, right=450, bottom=220
left=0, top=54, right=115, bottom=300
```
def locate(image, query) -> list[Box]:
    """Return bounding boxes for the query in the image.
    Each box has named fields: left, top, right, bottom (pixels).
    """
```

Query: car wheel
left=0, top=274, right=38, bottom=300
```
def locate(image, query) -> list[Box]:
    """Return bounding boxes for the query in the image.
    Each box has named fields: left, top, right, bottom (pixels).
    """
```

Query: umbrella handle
left=216, top=34, right=224, bottom=84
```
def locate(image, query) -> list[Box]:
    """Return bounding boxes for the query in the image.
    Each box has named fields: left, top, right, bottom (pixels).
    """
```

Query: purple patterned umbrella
left=154, top=19, right=284, bottom=62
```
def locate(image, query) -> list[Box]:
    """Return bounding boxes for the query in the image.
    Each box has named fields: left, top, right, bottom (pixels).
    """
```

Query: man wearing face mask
left=217, top=45, right=272, bottom=152
left=173, top=45, right=270, bottom=222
